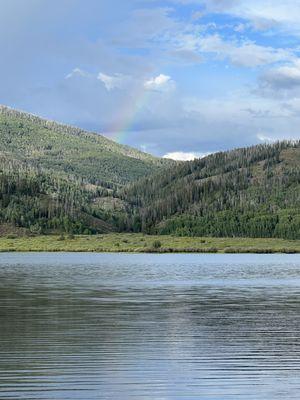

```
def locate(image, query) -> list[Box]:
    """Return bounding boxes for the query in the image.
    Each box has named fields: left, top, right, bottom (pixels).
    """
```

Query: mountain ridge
left=0, top=105, right=299, bottom=239
left=0, top=105, right=173, bottom=187
left=120, top=140, right=300, bottom=239
left=0, top=105, right=163, bottom=162
left=0, top=105, right=173, bottom=234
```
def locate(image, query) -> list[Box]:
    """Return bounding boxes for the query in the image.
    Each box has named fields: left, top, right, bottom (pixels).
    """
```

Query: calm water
left=1, top=253, right=300, bottom=399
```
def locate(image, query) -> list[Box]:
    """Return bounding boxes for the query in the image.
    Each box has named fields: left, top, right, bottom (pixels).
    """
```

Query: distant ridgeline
left=0, top=105, right=171, bottom=186
left=121, top=141, right=300, bottom=239
left=0, top=105, right=299, bottom=239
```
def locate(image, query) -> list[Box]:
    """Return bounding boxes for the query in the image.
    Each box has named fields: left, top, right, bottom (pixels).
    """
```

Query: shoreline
left=0, top=234, right=299, bottom=254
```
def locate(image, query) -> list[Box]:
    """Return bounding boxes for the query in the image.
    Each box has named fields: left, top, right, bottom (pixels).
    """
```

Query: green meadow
left=0, top=233, right=299, bottom=253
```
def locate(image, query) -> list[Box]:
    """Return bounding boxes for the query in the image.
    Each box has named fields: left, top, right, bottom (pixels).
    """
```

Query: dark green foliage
left=0, top=154, right=105, bottom=234
left=152, top=240, right=162, bottom=248
left=0, top=106, right=299, bottom=239
left=0, top=105, right=173, bottom=234
left=121, top=141, right=300, bottom=239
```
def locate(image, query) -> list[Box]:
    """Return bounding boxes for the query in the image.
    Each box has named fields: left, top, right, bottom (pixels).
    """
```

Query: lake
left=0, top=253, right=300, bottom=399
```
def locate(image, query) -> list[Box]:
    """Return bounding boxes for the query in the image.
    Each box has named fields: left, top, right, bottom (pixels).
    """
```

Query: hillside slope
left=1, top=105, right=299, bottom=239
left=121, top=141, right=300, bottom=239
left=0, top=105, right=172, bottom=187
left=0, top=152, right=118, bottom=234
left=0, top=105, right=173, bottom=234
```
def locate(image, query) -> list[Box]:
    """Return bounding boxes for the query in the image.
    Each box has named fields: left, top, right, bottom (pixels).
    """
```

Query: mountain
left=0, top=105, right=172, bottom=187
left=0, top=105, right=299, bottom=239
left=0, top=105, right=173, bottom=234
left=121, top=141, right=300, bottom=239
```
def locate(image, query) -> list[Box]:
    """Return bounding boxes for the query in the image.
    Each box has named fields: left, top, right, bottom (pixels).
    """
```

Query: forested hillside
left=0, top=106, right=172, bottom=187
left=121, top=141, right=300, bottom=239
left=0, top=105, right=172, bottom=234
left=0, top=153, right=119, bottom=234
left=0, top=105, right=299, bottom=239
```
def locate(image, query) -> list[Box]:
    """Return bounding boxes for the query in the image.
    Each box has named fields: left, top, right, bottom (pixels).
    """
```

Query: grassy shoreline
left=0, top=233, right=299, bottom=254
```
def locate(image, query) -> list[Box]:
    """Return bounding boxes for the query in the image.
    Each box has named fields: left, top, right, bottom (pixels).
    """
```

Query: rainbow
left=107, top=85, right=152, bottom=144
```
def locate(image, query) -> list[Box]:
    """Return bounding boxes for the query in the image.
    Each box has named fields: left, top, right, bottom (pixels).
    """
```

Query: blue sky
left=1, top=0, right=300, bottom=159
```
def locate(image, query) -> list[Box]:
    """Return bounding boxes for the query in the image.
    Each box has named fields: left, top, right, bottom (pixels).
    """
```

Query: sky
left=1, top=0, right=300, bottom=160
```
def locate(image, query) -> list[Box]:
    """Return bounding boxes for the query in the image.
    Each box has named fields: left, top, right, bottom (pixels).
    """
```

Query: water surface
left=0, top=253, right=300, bottom=399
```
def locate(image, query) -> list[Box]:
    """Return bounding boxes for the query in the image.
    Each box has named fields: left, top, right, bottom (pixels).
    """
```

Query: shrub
left=152, top=240, right=162, bottom=249
left=6, top=234, right=17, bottom=239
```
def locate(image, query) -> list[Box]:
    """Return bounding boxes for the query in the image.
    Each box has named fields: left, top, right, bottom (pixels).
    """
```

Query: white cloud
left=191, top=10, right=204, bottom=21
left=197, top=34, right=291, bottom=67
left=144, top=74, right=175, bottom=91
left=4, top=0, right=300, bottom=159
left=234, top=23, right=247, bottom=33
left=260, top=60, right=300, bottom=92
left=65, top=68, right=89, bottom=79
left=257, top=133, right=276, bottom=143
left=168, top=22, right=293, bottom=68
left=97, top=72, right=128, bottom=91
left=163, top=151, right=212, bottom=161
left=200, top=0, right=300, bottom=35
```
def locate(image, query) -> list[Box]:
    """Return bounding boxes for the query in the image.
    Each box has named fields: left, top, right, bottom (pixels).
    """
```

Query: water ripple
left=0, top=253, right=300, bottom=399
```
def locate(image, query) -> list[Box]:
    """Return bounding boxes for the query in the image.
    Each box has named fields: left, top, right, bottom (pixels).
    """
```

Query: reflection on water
left=0, top=253, right=300, bottom=399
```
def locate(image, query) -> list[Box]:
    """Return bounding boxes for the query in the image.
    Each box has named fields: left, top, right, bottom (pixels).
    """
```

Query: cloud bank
left=0, top=0, right=299, bottom=156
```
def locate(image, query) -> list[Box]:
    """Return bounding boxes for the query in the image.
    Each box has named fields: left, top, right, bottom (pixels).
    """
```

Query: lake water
left=1, top=253, right=300, bottom=399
